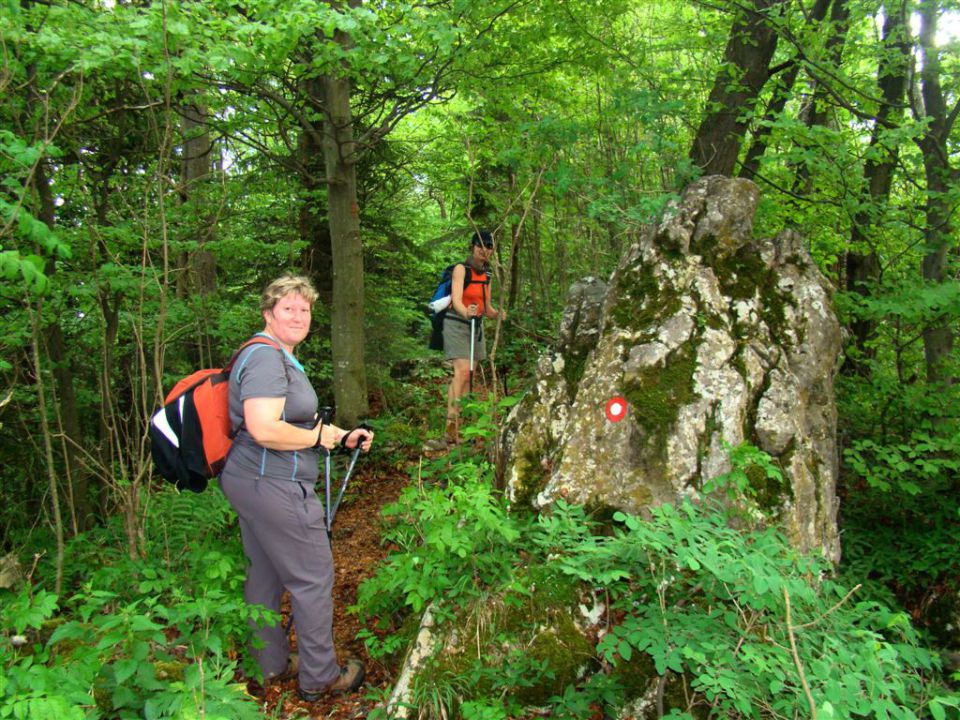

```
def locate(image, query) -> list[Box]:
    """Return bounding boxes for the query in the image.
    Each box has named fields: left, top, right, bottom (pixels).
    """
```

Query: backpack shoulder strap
left=224, top=336, right=283, bottom=373
left=223, top=336, right=286, bottom=440
left=461, top=262, right=475, bottom=288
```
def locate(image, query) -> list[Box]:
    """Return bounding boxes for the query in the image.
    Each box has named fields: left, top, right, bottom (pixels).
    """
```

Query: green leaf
left=929, top=699, right=946, bottom=720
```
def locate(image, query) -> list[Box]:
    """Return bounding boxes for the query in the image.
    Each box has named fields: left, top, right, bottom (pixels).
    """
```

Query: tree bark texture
left=915, top=0, right=958, bottom=384
left=844, top=1, right=910, bottom=375
left=689, top=0, right=784, bottom=177
left=177, top=104, right=217, bottom=367
left=323, top=70, right=369, bottom=426
left=176, top=104, right=217, bottom=301
left=300, top=74, right=334, bottom=305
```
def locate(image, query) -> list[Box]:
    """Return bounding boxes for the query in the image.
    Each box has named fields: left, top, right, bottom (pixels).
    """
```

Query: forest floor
left=251, top=455, right=411, bottom=719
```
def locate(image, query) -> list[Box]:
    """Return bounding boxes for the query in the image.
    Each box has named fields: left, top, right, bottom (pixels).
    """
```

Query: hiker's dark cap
left=472, top=230, right=494, bottom=248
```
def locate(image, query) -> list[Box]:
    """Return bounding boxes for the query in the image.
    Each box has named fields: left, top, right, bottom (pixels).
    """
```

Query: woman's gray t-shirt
left=223, top=339, right=320, bottom=483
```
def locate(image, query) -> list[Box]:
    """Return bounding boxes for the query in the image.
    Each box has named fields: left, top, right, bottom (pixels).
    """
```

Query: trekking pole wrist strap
left=339, top=423, right=372, bottom=450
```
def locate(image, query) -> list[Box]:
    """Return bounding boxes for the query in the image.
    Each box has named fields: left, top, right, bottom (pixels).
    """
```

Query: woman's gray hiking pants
left=220, top=471, right=340, bottom=691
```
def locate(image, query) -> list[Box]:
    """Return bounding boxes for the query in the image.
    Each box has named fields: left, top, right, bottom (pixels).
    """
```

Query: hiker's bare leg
left=446, top=358, right=472, bottom=442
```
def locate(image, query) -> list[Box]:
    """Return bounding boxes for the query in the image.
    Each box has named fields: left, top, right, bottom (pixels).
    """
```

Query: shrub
left=356, top=445, right=958, bottom=718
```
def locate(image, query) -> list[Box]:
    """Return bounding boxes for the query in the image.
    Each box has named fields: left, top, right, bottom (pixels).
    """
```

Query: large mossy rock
left=502, top=176, right=842, bottom=561
left=385, top=574, right=597, bottom=717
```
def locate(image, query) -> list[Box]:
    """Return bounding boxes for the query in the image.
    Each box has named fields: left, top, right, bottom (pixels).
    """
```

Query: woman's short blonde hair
left=260, top=275, right=319, bottom=312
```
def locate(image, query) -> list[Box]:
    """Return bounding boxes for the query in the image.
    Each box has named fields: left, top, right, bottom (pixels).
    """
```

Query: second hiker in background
left=442, top=229, right=505, bottom=444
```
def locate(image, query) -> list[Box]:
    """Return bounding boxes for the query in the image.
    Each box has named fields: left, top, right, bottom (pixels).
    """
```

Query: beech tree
left=913, top=0, right=959, bottom=385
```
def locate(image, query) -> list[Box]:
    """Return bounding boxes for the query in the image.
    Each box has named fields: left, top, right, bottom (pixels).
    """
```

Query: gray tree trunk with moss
left=501, top=176, right=842, bottom=562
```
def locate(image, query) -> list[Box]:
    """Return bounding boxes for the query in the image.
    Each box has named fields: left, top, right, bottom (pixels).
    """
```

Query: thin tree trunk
left=508, top=221, right=521, bottom=314
left=29, top=302, right=64, bottom=596
left=792, top=0, right=851, bottom=196
left=178, top=103, right=217, bottom=366
left=739, top=62, right=800, bottom=179
left=739, top=0, right=834, bottom=179
left=35, top=159, right=90, bottom=531
left=299, top=74, right=334, bottom=305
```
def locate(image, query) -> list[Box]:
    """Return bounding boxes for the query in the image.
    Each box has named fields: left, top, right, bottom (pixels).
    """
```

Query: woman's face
left=473, top=242, right=494, bottom=262
left=263, top=292, right=312, bottom=349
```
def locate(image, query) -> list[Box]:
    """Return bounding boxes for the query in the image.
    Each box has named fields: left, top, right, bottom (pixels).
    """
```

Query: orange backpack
left=149, top=337, right=281, bottom=492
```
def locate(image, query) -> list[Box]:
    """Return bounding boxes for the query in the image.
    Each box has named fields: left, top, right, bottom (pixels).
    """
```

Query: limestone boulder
left=502, top=176, right=842, bottom=561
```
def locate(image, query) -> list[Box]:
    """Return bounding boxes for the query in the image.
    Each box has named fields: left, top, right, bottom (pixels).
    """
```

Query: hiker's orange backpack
left=149, top=337, right=281, bottom=492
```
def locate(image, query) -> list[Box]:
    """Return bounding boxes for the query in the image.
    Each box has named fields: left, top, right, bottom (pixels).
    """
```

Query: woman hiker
left=441, top=229, right=505, bottom=444
left=220, top=274, right=374, bottom=701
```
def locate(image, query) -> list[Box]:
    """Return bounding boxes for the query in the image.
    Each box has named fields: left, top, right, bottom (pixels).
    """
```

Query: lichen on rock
left=502, top=176, right=842, bottom=561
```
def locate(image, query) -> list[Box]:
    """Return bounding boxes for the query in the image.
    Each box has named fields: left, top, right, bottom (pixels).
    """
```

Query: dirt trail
left=254, top=460, right=409, bottom=718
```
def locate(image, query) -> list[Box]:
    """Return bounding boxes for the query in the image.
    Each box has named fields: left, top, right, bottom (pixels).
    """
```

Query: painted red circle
left=605, top=396, right=628, bottom=422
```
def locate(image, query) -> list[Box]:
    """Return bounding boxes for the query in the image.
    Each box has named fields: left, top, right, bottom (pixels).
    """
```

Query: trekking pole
left=329, top=445, right=363, bottom=528
left=326, top=424, right=371, bottom=536
left=323, top=447, right=333, bottom=540
left=315, top=406, right=334, bottom=540
left=469, top=316, right=476, bottom=394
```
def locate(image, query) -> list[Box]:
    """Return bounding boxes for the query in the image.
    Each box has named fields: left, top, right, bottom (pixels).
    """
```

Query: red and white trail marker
left=605, top=396, right=628, bottom=423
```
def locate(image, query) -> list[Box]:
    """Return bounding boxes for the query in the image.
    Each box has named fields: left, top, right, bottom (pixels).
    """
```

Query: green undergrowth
left=0, top=485, right=268, bottom=719
left=355, top=442, right=959, bottom=720
left=837, top=369, right=960, bottom=648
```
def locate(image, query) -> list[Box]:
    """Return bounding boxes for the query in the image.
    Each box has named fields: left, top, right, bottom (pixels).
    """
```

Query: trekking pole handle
left=312, top=406, right=334, bottom=449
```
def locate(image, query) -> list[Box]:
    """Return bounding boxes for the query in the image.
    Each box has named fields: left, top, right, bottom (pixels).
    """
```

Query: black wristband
left=339, top=423, right=372, bottom=450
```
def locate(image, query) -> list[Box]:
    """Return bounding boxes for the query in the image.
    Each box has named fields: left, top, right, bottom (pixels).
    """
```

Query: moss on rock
left=413, top=577, right=594, bottom=710
left=623, top=344, right=699, bottom=453
left=610, top=265, right=681, bottom=336
left=516, top=612, right=594, bottom=706
left=715, top=245, right=787, bottom=339
left=510, top=437, right=554, bottom=512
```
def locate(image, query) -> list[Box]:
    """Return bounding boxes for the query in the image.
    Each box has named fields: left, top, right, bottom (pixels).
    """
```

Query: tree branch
left=784, top=587, right=817, bottom=719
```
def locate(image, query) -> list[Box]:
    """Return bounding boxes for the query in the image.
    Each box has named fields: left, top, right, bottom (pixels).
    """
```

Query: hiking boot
left=297, top=658, right=365, bottom=701
left=265, top=653, right=298, bottom=684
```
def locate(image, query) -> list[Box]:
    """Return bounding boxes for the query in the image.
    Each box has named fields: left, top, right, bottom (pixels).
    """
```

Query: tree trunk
left=178, top=103, right=217, bottom=365
left=323, top=70, right=369, bottom=426
left=689, top=0, right=784, bottom=177
left=299, top=74, right=334, bottom=305
left=35, top=160, right=90, bottom=532
left=843, top=1, right=910, bottom=375
left=29, top=302, right=64, bottom=595
left=507, top=221, right=521, bottom=313
left=791, top=0, right=850, bottom=196
left=914, top=0, right=958, bottom=385
left=739, top=62, right=800, bottom=180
